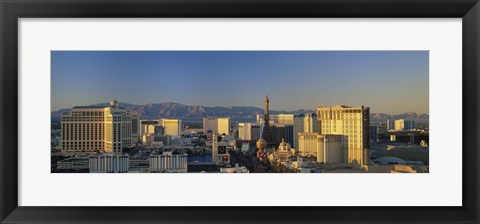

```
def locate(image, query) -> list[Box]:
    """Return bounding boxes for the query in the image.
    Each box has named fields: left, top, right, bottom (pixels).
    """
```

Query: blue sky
left=51, top=51, right=429, bottom=114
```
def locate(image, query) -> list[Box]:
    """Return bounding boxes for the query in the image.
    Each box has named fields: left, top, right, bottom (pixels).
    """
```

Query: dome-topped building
left=278, top=138, right=289, bottom=150
left=275, top=138, right=294, bottom=159
left=109, top=99, right=119, bottom=108
left=256, top=138, right=267, bottom=150
left=256, top=138, right=267, bottom=159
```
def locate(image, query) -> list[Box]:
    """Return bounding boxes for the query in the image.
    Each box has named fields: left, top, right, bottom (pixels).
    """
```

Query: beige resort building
left=60, top=99, right=138, bottom=155
left=317, top=105, right=370, bottom=166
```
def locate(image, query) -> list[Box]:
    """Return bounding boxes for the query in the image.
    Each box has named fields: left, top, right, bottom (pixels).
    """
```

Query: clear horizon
left=51, top=51, right=429, bottom=114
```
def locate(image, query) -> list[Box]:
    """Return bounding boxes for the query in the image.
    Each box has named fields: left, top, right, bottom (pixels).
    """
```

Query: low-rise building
left=56, top=157, right=89, bottom=172
left=129, top=157, right=150, bottom=172
left=211, top=133, right=231, bottom=164
left=149, top=151, right=188, bottom=173
left=89, top=154, right=130, bottom=173
left=297, top=133, right=344, bottom=164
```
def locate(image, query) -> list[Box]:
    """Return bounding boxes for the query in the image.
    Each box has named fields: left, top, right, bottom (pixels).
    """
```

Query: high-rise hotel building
left=238, top=123, right=263, bottom=142
left=256, top=113, right=295, bottom=125
left=203, top=117, right=230, bottom=135
left=293, top=113, right=319, bottom=148
left=316, top=105, right=370, bottom=165
left=61, top=99, right=137, bottom=154
left=140, top=119, right=182, bottom=137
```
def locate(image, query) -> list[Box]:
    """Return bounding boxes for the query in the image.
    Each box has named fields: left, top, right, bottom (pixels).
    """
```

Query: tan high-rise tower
left=60, top=99, right=134, bottom=155
left=316, top=105, right=370, bottom=166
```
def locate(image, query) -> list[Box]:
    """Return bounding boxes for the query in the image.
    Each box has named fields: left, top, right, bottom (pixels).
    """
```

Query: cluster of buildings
left=374, top=118, right=428, bottom=147
left=55, top=96, right=427, bottom=173
left=238, top=111, right=319, bottom=149
left=57, top=151, right=188, bottom=173
left=57, top=99, right=188, bottom=173
left=139, top=119, right=181, bottom=147
left=247, top=95, right=426, bottom=173
left=386, top=119, right=416, bottom=131
left=60, top=99, right=183, bottom=154
left=240, top=95, right=370, bottom=169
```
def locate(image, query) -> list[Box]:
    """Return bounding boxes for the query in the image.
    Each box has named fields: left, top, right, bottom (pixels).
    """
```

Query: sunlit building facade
left=61, top=99, right=134, bottom=154
left=162, top=119, right=182, bottom=136
left=203, top=117, right=230, bottom=135
left=293, top=113, right=319, bottom=148
left=297, top=132, right=321, bottom=157
left=238, top=122, right=263, bottom=142
left=140, top=119, right=182, bottom=137
left=256, top=113, right=295, bottom=125
left=297, top=133, right=343, bottom=163
left=316, top=105, right=370, bottom=165
left=140, top=123, right=176, bottom=146
left=394, top=119, right=415, bottom=131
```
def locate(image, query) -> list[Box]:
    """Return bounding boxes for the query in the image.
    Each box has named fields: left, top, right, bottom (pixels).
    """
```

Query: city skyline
left=51, top=51, right=429, bottom=114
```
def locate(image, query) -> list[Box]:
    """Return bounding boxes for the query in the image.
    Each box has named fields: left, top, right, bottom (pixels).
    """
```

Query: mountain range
left=51, top=102, right=429, bottom=123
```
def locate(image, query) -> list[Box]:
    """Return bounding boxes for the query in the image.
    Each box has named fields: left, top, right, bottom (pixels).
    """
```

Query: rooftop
left=72, top=106, right=105, bottom=109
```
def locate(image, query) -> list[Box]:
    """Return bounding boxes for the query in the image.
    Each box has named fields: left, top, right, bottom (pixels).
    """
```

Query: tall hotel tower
left=316, top=105, right=370, bottom=165
left=61, top=99, right=137, bottom=155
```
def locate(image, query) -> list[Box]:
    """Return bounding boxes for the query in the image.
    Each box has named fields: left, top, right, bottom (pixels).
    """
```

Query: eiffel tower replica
left=262, top=95, right=275, bottom=148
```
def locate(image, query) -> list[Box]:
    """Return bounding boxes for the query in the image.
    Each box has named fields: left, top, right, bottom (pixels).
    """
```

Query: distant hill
left=50, top=102, right=429, bottom=123
left=370, top=112, right=429, bottom=123
left=50, top=102, right=315, bottom=122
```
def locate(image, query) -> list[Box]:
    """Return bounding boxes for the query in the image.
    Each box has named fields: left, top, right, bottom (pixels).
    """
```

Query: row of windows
left=110, top=116, right=132, bottom=122
left=62, top=127, right=104, bottom=132
left=62, top=148, right=99, bottom=152
left=62, top=142, right=103, bottom=147
left=62, top=142, right=103, bottom=150
left=62, top=117, right=105, bottom=122
left=71, top=111, right=105, bottom=116
left=318, top=110, right=364, bottom=117
left=61, top=122, right=133, bottom=142
left=62, top=134, right=104, bottom=140
left=62, top=123, right=104, bottom=128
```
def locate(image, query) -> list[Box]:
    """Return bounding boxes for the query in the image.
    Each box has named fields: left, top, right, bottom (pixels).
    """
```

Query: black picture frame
left=1, top=0, right=479, bottom=223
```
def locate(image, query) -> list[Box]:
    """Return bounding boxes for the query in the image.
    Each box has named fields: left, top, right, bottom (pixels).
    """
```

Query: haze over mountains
left=51, top=102, right=429, bottom=123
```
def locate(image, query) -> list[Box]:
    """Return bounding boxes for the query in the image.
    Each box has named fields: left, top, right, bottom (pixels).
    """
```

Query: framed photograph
left=1, top=0, right=479, bottom=223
